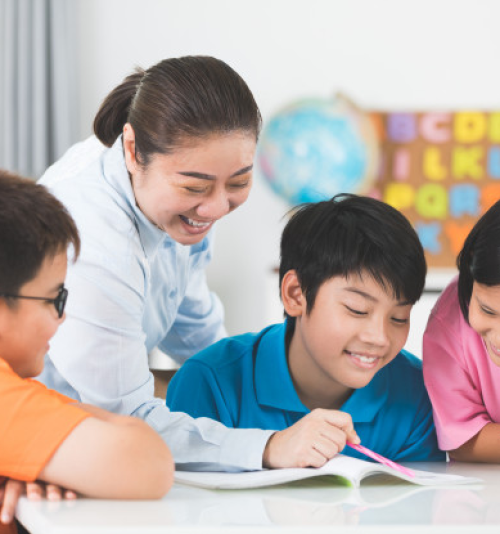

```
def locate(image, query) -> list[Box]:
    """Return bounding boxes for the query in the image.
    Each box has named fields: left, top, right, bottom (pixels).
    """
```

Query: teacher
left=38, top=55, right=270, bottom=469
left=39, top=56, right=356, bottom=471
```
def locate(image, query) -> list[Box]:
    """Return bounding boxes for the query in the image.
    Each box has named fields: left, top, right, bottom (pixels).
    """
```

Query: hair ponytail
left=93, top=56, right=261, bottom=164
left=93, top=69, right=145, bottom=147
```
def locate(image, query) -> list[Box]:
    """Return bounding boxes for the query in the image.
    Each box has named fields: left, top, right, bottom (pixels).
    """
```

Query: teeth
left=490, top=342, right=500, bottom=355
left=350, top=353, right=377, bottom=363
left=185, top=217, right=211, bottom=228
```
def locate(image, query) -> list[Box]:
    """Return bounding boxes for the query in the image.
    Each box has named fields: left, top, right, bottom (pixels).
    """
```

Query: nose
left=196, top=189, right=231, bottom=220
left=359, top=316, right=390, bottom=349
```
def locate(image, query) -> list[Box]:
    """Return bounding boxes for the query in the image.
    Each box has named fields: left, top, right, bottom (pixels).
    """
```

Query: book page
left=175, top=455, right=482, bottom=490
left=322, top=456, right=482, bottom=486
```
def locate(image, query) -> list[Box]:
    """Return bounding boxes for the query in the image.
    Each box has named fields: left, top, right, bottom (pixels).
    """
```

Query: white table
left=16, top=462, right=500, bottom=533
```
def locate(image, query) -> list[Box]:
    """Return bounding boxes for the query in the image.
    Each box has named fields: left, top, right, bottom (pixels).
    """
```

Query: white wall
left=75, top=0, right=500, bottom=337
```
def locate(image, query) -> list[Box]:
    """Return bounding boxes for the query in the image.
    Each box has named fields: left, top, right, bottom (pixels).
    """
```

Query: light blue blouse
left=37, top=136, right=273, bottom=471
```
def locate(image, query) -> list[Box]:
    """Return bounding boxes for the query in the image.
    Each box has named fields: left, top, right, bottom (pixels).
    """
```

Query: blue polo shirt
left=167, top=323, right=445, bottom=462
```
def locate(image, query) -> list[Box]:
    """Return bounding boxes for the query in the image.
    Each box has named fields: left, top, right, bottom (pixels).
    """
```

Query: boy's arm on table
left=1, top=403, right=173, bottom=526
left=39, top=405, right=174, bottom=500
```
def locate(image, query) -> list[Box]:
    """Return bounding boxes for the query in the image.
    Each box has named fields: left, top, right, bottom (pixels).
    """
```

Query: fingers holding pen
left=263, top=408, right=359, bottom=469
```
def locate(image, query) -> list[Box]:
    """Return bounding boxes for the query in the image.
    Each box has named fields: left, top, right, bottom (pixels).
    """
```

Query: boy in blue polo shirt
left=167, top=194, right=445, bottom=463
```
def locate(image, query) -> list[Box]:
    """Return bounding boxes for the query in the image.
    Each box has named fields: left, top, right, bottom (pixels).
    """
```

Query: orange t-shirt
left=0, top=358, right=90, bottom=481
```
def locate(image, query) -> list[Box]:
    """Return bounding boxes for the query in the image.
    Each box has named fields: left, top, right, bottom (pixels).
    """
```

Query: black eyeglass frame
left=0, top=286, right=68, bottom=318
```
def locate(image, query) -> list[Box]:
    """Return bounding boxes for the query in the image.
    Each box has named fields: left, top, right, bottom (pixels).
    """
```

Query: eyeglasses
left=0, top=286, right=68, bottom=318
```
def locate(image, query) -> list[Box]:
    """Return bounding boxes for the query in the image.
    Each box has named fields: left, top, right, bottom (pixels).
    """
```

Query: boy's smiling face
left=0, top=251, right=67, bottom=378
left=284, top=270, right=413, bottom=410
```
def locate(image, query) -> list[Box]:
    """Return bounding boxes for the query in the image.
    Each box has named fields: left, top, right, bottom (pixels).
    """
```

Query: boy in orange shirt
left=0, top=170, right=174, bottom=531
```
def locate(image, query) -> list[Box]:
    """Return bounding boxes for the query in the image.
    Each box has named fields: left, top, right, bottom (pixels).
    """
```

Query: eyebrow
left=177, top=165, right=253, bottom=181
left=343, top=287, right=412, bottom=307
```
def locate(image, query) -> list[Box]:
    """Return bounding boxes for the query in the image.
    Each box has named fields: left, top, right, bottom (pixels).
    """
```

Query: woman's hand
left=0, top=478, right=77, bottom=525
left=262, top=409, right=360, bottom=469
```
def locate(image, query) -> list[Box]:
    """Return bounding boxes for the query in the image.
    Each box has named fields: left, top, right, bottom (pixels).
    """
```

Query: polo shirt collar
left=254, top=323, right=309, bottom=414
left=254, top=322, right=390, bottom=422
left=102, top=135, right=174, bottom=260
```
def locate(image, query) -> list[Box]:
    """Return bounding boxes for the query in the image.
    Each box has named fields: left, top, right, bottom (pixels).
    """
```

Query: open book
left=174, top=454, right=481, bottom=490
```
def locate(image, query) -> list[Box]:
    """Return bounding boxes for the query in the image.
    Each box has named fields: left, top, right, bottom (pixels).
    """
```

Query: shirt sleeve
left=0, top=364, right=90, bottom=481
left=423, top=313, right=491, bottom=451
left=166, top=360, right=235, bottom=427
left=39, top=157, right=274, bottom=472
left=42, top=247, right=272, bottom=472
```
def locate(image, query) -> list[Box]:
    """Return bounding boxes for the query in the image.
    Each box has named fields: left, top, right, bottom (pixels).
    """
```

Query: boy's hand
left=0, top=478, right=77, bottom=525
left=262, top=409, right=360, bottom=469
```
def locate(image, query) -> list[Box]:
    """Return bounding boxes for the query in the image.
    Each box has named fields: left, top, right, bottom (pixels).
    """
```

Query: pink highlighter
left=346, top=441, right=415, bottom=478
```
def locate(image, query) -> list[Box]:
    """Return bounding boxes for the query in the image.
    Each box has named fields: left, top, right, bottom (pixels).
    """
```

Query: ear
left=122, top=123, right=138, bottom=173
left=281, top=270, right=307, bottom=318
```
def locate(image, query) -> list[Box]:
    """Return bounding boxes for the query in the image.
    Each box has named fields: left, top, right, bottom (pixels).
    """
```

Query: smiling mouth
left=179, top=215, right=213, bottom=229
left=345, top=350, right=382, bottom=368
left=487, top=341, right=500, bottom=358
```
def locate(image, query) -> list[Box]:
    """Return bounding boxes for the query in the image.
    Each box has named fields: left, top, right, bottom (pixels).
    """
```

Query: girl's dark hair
left=457, top=200, right=500, bottom=322
left=280, top=194, right=427, bottom=333
left=94, top=56, right=261, bottom=165
left=0, top=170, right=80, bottom=297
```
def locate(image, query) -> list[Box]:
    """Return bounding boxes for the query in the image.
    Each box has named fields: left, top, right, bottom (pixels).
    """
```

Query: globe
left=257, top=94, right=380, bottom=205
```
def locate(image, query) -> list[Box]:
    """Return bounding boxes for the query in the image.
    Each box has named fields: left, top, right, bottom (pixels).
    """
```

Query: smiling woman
left=125, top=130, right=255, bottom=245
left=34, top=56, right=276, bottom=472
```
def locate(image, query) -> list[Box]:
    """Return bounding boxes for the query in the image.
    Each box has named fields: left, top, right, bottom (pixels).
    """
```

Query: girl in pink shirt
left=423, top=200, right=500, bottom=462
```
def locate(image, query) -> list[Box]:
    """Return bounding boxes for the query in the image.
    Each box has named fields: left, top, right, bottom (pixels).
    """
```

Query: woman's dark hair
left=457, top=200, right=500, bottom=322
left=280, top=194, right=427, bottom=333
left=0, top=170, right=80, bottom=298
left=94, top=56, right=261, bottom=165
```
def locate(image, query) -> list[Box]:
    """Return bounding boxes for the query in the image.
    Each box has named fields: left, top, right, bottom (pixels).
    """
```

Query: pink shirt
left=423, top=277, right=500, bottom=451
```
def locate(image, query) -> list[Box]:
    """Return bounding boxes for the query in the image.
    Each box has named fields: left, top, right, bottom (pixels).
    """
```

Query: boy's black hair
left=279, top=194, right=426, bottom=329
left=0, top=170, right=80, bottom=298
left=457, top=200, right=500, bottom=322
